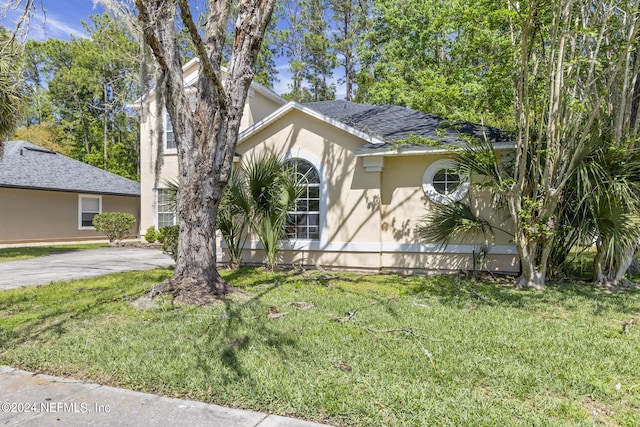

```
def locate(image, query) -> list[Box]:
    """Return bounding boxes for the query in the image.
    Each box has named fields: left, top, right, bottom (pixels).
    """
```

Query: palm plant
left=162, top=179, right=180, bottom=213
left=0, top=27, right=27, bottom=149
left=416, top=138, right=516, bottom=273
left=217, top=168, right=251, bottom=269
left=216, top=154, right=305, bottom=270
left=416, top=201, right=494, bottom=247
left=243, top=153, right=303, bottom=270
left=555, top=145, right=640, bottom=284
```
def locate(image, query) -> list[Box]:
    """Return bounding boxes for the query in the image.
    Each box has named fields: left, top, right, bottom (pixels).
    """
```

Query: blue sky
left=1, top=0, right=341, bottom=98
left=1, top=0, right=105, bottom=41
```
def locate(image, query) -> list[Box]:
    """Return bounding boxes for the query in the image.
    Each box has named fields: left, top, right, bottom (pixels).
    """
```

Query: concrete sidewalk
left=0, top=248, right=174, bottom=290
left=0, top=367, right=331, bottom=427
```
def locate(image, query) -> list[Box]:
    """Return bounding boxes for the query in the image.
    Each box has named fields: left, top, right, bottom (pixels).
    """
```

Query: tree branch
left=133, top=0, right=168, bottom=71
left=177, top=0, right=227, bottom=110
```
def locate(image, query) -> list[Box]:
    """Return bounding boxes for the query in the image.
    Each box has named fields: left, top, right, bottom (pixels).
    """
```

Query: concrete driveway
left=0, top=248, right=174, bottom=290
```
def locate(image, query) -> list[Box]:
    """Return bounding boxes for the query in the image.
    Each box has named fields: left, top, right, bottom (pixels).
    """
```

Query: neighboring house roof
left=0, top=141, right=140, bottom=197
left=303, top=101, right=513, bottom=151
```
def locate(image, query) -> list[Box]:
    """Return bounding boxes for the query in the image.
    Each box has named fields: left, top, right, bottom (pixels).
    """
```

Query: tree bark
left=134, top=0, right=276, bottom=304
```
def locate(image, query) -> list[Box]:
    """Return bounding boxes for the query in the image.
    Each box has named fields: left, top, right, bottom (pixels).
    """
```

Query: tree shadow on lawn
left=194, top=278, right=298, bottom=386
left=221, top=266, right=640, bottom=317
left=221, top=266, right=289, bottom=290
left=223, top=266, right=401, bottom=319
left=0, top=284, right=144, bottom=351
left=401, top=274, right=640, bottom=316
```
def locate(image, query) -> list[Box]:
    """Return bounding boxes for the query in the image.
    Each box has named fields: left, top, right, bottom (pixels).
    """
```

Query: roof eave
left=0, top=184, right=140, bottom=197
left=238, top=101, right=387, bottom=146
left=355, top=141, right=516, bottom=157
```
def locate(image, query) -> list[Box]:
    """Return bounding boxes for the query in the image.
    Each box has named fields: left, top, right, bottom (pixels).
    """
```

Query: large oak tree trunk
left=135, top=0, right=276, bottom=304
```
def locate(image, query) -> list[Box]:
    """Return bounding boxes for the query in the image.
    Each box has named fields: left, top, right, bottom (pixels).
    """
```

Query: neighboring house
left=0, top=141, right=140, bottom=244
left=139, top=58, right=518, bottom=273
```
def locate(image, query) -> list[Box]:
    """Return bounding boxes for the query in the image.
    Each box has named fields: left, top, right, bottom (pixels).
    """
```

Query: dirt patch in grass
left=583, top=397, right=616, bottom=426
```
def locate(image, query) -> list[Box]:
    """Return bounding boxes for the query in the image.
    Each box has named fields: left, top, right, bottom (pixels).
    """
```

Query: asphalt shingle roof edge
left=0, top=141, right=140, bottom=197
left=302, top=100, right=514, bottom=148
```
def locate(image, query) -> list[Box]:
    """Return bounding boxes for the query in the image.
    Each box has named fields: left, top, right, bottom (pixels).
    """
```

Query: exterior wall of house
left=138, top=62, right=518, bottom=272
left=377, top=155, right=518, bottom=272
left=240, top=90, right=284, bottom=131
left=138, top=102, right=179, bottom=234
left=138, top=84, right=282, bottom=235
left=230, top=112, right=519, bottom=273
left=238, top=110, right=383, bottom=259
left=0, top=187, right=139, bottom=244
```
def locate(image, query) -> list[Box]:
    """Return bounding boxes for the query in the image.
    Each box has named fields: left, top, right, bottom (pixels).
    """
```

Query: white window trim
left=422, top=159, right=470, bottom=205
left=283, top=148, right=327, bottom=245
left=155, top=187, right=178, bottom=229
left=163, top=109, right=177, bottom=154
left=285, top=159, right=321, bottom=241
left=78, top=194, right=102, bottom=230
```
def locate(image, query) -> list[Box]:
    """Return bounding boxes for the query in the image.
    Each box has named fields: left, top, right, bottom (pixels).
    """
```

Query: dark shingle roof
left=303, top=101, right=512, bottom=149
left=0, top=141, right=140, bottom=196
left=303, top=100, right=377, bottom=121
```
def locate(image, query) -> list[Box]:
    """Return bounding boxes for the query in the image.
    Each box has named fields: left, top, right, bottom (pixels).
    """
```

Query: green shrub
left=92, top=212, right=136, bottom=244
left=156, top=228, right=165, bottom=244
left=144, top=226, right=158, bottom=243
left=158, top=225, right=179, bottom=261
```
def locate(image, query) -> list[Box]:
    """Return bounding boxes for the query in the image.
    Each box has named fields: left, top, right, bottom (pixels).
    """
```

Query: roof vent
left=23, top=146, right=57, bottom=155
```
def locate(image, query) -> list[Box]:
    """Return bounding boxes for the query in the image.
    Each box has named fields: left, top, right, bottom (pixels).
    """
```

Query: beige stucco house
left=0, top=141, right=140, bottom=244
left=139, top=58, right=518, bottom=273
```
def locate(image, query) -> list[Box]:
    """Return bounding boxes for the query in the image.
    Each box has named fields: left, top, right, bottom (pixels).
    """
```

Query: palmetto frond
left=416, top=202, right=494, bottom=248
left=218, top=169, right=251, bottom=268
left=229, top=153, right=305, bottom=270
left=555, top=144, right=640, bottom=279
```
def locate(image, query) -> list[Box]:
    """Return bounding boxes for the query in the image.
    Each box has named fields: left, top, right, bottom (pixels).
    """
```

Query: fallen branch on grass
left=291, top=263, right=354, bottom=283
left=329, top=301, right=377, bottom=323
left=330, top=310, right=358, bottom=323
left=359, top=326, right=441, bottom=340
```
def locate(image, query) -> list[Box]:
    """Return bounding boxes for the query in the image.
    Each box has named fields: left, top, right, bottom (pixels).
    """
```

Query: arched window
left=285, top=158, right=320, bottom=240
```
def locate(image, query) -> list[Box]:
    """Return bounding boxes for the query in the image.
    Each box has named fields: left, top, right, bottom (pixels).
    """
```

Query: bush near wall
left=158, top=225, right=179, bottom=260
left=144, top=226, right=158, bottom=243
left=92, top=212, right=136, bottom=245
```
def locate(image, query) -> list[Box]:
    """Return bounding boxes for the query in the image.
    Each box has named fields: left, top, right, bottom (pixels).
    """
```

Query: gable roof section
left=237, top=102, right=388, bottom=146
left=0, top=141, right=140, bottom=197
left=239, top=100, right=514, bottom=155
left=304, top=101, right=513, bottom=151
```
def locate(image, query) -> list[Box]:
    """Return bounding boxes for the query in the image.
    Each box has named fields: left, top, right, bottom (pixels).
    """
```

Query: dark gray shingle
left=303, top=101, right=512, bottom=148
left=303, top=100, right=377, bottom=121
left=0, top=141, right=140, bottom=196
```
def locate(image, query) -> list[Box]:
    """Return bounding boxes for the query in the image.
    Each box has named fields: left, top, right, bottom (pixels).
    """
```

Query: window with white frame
left=422, top=159, right=470, bottom=205
left=157, top=188, right=177, bottom=228
left=164, top=111, right=176, bottom=152
left=285, top=159, right=320, bottom=240
left=164, top=97, right=196, bottom=153
left=78, top=195, right=101, bottom=229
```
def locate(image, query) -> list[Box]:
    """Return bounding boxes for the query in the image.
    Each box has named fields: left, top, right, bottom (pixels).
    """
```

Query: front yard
left=0, top=267, right=638, bottom=426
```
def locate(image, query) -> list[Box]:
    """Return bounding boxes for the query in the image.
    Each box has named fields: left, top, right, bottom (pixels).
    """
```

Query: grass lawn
left=0, top=267, right=639, bottom=426
left=0, top=243, right=108, bottom=263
